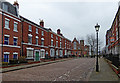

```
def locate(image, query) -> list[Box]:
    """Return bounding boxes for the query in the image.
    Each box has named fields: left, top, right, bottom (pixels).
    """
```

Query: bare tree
left=86, top=34, right=103, bottom=56
left=86, top=34, right=95, bottom=55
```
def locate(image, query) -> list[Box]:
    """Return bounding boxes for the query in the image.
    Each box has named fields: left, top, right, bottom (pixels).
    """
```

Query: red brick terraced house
left=71, top=38, right=89, bottom=57
left=0, top=0, right=90, bottom=63
left=106, top=5, right=120, bottom=55
left=0, top=0, right=21, bottom=63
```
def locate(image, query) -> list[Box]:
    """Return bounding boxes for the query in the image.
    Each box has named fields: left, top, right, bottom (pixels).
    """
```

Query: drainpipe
left=2, top=11, right=4, bottom=63
left=21, top=18, right=24, bottom=57
left=118, top=17, right=120, bottom=63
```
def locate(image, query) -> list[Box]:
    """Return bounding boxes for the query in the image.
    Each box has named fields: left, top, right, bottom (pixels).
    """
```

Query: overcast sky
left=7, top=0, right=119, bottom=49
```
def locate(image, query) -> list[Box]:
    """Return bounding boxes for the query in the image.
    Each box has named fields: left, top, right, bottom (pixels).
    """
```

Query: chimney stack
left=40, top=20, right=44, bottom=27
left=57, top=29, right=61, bottom=35
left=80, top=40, right=84, bottom=46
left=13, top=0, right=19, bottom=8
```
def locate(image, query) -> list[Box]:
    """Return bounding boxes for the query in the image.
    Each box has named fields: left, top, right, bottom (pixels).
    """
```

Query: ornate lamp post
left=95, top=23, right=100, bottom=72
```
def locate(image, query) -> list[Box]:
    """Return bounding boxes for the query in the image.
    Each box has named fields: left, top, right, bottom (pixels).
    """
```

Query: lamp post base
left=96, top=64, right=99, bottom=72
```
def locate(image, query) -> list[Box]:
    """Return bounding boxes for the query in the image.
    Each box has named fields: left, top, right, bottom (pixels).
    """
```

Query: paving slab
left=89, top=58, right=119, bottom=81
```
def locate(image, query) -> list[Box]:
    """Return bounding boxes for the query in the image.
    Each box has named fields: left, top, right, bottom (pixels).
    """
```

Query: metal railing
left=104, top=54, right=120, bottom=68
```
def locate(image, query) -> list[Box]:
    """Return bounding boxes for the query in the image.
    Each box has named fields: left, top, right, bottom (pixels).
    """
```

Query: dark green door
left=35, top=51, right=39, bottom=61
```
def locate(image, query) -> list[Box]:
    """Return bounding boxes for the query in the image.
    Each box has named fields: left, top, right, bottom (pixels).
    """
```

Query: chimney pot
left=57, top=29, right=61, bottom=35
left=13, top=0, right=19, bottom=8
left=40, top=20, right=44, bottom=27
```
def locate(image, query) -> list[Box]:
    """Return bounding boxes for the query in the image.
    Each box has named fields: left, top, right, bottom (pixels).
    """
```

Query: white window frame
left=4, top=35, right=10, bottom=45
left=29, top=25, right=32, bottom=32
left=28, top=34, right=32, bottom=44
left=36, top=36, right=39, bottom=45
left=4, top=52, right=10, bottom=63
left=42, top=31, right=44, bottom=36
left=13, top=22, right=18, bottom=32
left=56, top=36, right=58, bottom=40
left=5, top=18, right=10, bottom=30
left=74, top=42, right=76, bottom=49
left=56, top=41, right=58, bottom=47
left=60, top=38, right=61, bottom=41
left=13, top=52, right=18, bottom=59
left=60, top=42, right=62, bottom=48
left=41, top=38, right=44, bottom=46
left=13, top=37, right=18, bottom=46
left=40, top=49, right=45, bottom=58
left=51, top=34, right=53, bottom=38
left=51, top=39, right=53, bottom=46
left=36, top=28, right=38, bottom=34
left=26, top=48, right=34, bottom=59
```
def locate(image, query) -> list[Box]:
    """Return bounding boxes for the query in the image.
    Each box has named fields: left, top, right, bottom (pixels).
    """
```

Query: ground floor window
left=27, top=50, right=33, bottom=59
left=59, top=50, right=63, bottom=57
left=65, top=50, right=67, bottom=55
left=50, top=49, right=54, bottom=57
left=4, top=54, right=9, bottom=62
left=41, top=51, right=45, bottom=58
left=13, top=54, right=18, bottom=59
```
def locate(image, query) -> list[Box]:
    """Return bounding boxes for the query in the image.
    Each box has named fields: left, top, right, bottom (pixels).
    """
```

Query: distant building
left=71, top=38, right=89, bottom=57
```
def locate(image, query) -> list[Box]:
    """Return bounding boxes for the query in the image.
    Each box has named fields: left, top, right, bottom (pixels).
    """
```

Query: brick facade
left=71, top=38, right=89, bottom=57
left=0, top=1, right=89, bottom=63
left=106, top=6, right=120, bottom=55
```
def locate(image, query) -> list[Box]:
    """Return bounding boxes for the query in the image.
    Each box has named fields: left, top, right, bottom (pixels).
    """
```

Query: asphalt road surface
left=2, top=58, right=95, bottom=81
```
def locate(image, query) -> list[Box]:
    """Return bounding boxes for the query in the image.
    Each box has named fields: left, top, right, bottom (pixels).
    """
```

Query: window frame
left=4, top=35, right=9, bottom=45
left=5, top=18, right=10, bottom=30
left=13, top=37, right=18, bottom=46
left=51, top=39, right=53, bottom=46
left=29, top=25, right=32, bottom=32
left=41, top=38, right=44, bottom=46
left=42, top=31, right=44, bottom=36
left=36, top=28, right=38, bottom=34
left=13, top=22, right=18, bottom=32
left=28, top=34, right=32, bottom=44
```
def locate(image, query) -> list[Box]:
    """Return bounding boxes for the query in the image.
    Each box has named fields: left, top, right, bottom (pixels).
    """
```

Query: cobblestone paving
left=2, top=58, right=95, bottom=81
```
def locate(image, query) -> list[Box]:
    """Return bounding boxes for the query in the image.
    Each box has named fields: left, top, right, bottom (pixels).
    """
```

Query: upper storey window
left=29, top=25, right=32, bottom=32
left=74, top=42, right=76, bottom=49
left=3, top=3, right=8, bottom=12
left=42, top=31, right=44, bottom=36
left=2, top=2, right=19, bottom=16
left=14, top=22, right=18, bottom=32
left=5, top=18, right=10, bottom=30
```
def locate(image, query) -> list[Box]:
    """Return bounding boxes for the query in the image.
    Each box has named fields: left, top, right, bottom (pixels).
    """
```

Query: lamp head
left=95, top=23, right=100, bottom=32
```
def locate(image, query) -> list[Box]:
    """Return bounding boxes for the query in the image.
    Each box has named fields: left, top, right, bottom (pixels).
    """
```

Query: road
left=2, top=58, right=95, bottom=81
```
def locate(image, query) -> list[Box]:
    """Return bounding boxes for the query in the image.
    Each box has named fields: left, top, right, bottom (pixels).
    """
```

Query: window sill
left=4, top=27, right=10, bottom=30
left=28, top=43, right=32, bottom=45
left=13, top=30, right=18, bottom=32
left=41, top=57, right=45, bottom=59
left=26, top=57, right=34, bottom=59
left=29, top=30, right=32, bottom=32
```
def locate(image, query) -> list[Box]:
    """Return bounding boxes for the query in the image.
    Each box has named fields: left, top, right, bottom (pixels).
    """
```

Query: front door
left=35, top=51, right=39, bottom=61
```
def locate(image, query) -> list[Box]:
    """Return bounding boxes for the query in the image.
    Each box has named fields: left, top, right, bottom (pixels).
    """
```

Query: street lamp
left=95, top=23, right=100, bottom=72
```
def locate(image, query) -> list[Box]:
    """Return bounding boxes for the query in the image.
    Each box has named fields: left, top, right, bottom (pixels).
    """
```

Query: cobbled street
left=2, top=58, right=95, bottom=81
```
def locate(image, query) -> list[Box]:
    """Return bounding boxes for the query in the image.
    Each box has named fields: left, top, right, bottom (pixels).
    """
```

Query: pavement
left=1, top=58, right=72, bottom=73
left=89, top=58, right=120, bottom=81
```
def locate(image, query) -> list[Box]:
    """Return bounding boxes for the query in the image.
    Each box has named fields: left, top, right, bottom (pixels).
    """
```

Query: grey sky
left=7, top=0, right=119, bottom=48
